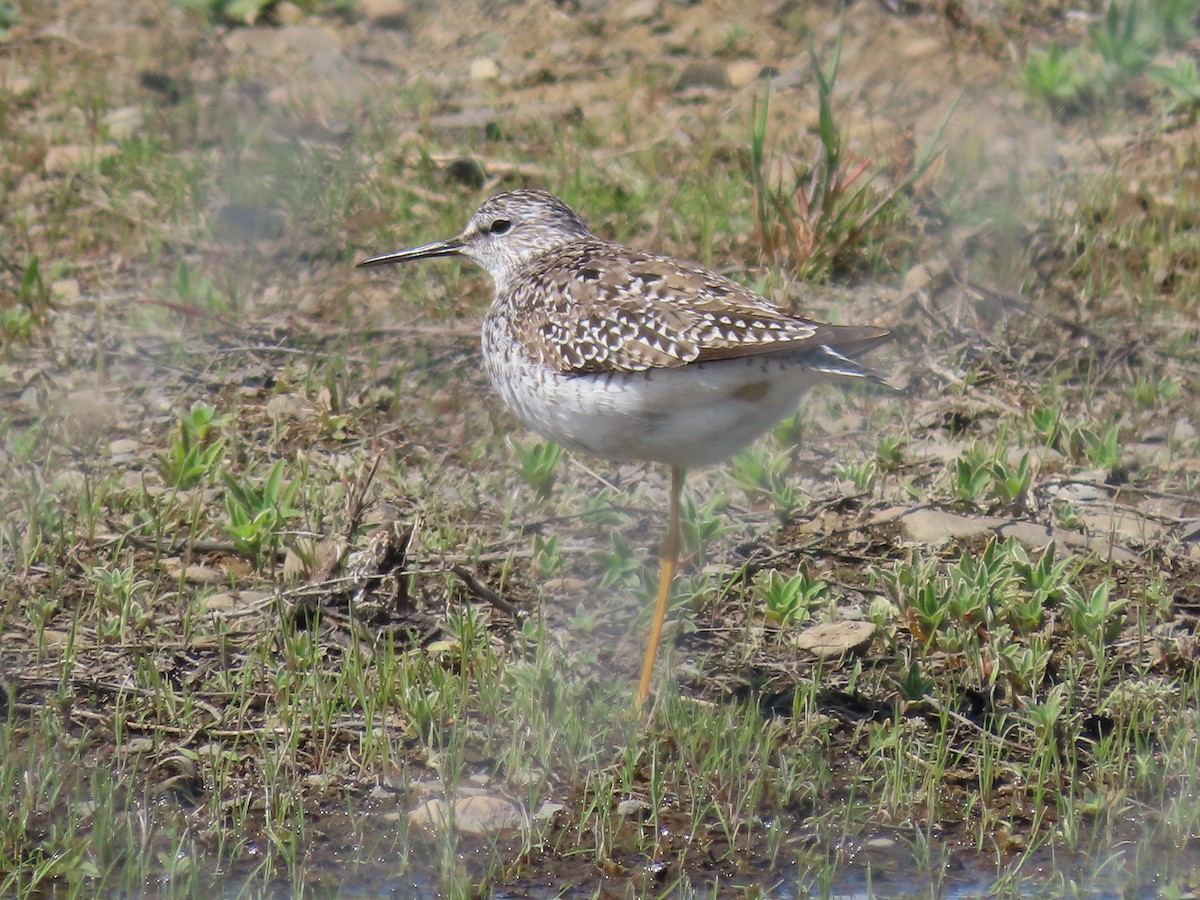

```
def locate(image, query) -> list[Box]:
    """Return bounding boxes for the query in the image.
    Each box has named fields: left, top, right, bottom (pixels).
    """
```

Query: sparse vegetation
left=1, top=0, right=1198, bottom=897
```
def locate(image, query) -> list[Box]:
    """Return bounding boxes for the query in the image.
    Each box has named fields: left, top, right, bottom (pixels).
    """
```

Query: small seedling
left=729, top=443, right=803, bottom=522
left=837, top=457, right=877, bottom=492
left=161, top=260, right=225, bottom=313
left=514, top=440, right=564, bottom=501
left=221, top=459, right=301, bottom=565
left=990, top=453, right=1033, bottom=509
left=874, top=436, right=904, bottom=470
left=1083, top=423, right=1122, bottom=472
left=1152, top=57, right=1200, bottom=120
left=157, top=403, right=227, bottom=490
left=1063, top=579, right=1127, bottom=644
left=953, top=446, right=991, bottom=502
left=1022, top=44, right=1088, bottom=104
left=897, top=660, right=934, bottom=702
left=755, top=569, right=828, bottom=626
left=1029, top=405, right=1063, bottom=449
left=597, top=532, right=643, bottom=591
left=531, top=533, right=566, bottom=579
left=1089, top=1, right=1156, bottom=80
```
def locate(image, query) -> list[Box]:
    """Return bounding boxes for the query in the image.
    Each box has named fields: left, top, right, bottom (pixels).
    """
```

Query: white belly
left=482, top=334, right=824, bottom=469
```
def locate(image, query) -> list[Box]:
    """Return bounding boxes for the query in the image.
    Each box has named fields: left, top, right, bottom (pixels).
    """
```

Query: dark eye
left=488, top=219, right=511, bottom=235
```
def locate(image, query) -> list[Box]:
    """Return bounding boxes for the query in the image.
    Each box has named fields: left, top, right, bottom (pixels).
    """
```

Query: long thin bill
left=356, top=238, right=463, bottom=268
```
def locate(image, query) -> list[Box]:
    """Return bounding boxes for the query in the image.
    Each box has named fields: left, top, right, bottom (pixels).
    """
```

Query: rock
left=897, top=508, right=1004, bottom=544
left=726, top=60, right=764, bottom=89
left=676, top=61, right=730, bottom=91
left=108, top=438, right=141, bottom=458
left=198, top=592, right=237, bottom=612
left=618, top=0, right=659, bottom=23
left=1046, top=481, right=1109, bottom=503
left=996, top=520, right=1138, bottom=564
left=469, top=58, right=501, bottom=82
left=794, top=621, right=876, bottom=658
left=225, top=25, right=341, bottom=59
left=534, top=801, right=567, bottom=822
left=408, top=794, right=526, bottom=836
left=357, top=0, right=407, bottom=28
left=274, top=1, right=305, bottom=25
left=617, top=798, right=651, bottom=818
left=164, top=560, right=225, bottom=585
left=51, top=278, right=80, bottom=302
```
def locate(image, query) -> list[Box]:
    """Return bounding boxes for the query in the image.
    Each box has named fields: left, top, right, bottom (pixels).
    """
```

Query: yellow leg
left=636, top=467, right=684, bottom=711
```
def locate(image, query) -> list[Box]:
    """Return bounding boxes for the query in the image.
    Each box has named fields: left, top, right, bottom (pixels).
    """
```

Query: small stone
left=534, top=801, right=566, bottom=822
left=108, top=438, right=140, bottom=457
left=617, top=798, right=651, bottom=818
left=357, top=0, right=407, bottom=27
left=121, top=737, right=155, bottom=755
left=408, top=794, right=525, bottom=836
left=795, top=621, right=876, bottom=658
left=199, top=592, right=237, bottom=612
left=619, top=0, right=659, bottom=23
left=676, top=61, right=730, bottom=91
left=164, top=560, right=225, bottom=585
left=726, top=60, right=765, bottom=88
left=469, top=58, right=501, bottom=82
left=274, top=1, right=305, bottom=25
left=899, top=508, right=1003, bottom=544
left=51, top=278, right=80, bottom=302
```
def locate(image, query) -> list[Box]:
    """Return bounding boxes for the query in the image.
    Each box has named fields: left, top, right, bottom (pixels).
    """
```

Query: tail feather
left=811, top=325, right=892, bottom=386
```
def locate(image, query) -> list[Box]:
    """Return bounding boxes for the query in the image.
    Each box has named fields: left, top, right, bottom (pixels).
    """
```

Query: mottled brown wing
left=512, top=245, right=887, bottom=375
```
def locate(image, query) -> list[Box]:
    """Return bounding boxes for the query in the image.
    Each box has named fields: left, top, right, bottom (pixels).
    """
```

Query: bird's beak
left=356, top=237, right=464, bottom=268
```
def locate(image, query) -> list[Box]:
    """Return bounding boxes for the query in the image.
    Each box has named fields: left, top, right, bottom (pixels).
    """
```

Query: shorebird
left=358, top=189, right=889, bottom=708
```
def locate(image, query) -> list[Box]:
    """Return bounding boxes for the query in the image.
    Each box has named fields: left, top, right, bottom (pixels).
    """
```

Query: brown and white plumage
left=359, top=188, right=891, bottom=707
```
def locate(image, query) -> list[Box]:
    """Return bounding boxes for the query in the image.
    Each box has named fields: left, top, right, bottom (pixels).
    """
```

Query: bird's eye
left=488, top=219, right=512, bottom=235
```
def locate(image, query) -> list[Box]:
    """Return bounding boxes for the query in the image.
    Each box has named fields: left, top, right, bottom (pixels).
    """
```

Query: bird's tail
left=811, top=325, right=892, bottom=385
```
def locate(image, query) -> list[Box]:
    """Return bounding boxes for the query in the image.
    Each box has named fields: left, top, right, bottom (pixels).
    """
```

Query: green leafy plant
left=1029, top=405, right=1063, bottom=449
left=157, top=403, right=227, bottom=490
left=1089, top=1, right=1156, bottom=79
left=953, top=445, right=991, bottom=502
left=1151, top=57, right=1200, bottom=119
left=1083, top=423, right=1122, bottom=471
left=1022, top=44, right=1089, bottom=104
left=221, top=460, right=301, bottom=564
left=729, top=444, right=803, bottom=523
left=875, top=436, right=905, bottom=470
left=1063, top=579, right=1127, bottom=644
left=514, top=440, right=564, bottom=501
left=837, top=457, right=877, bottom=492
left=897, top=660, right=934, bottom=702
left=531, top=533, right=566, bottom=579
left=755, top=569, right=828, bottom=626
left=990, top=452, right=1033, bottom=509
left=748, top=42, right=945, bottom=279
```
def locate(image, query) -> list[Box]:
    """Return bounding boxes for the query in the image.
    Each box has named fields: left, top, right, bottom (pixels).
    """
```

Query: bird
left=358, top=189, right=890, bottom=709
